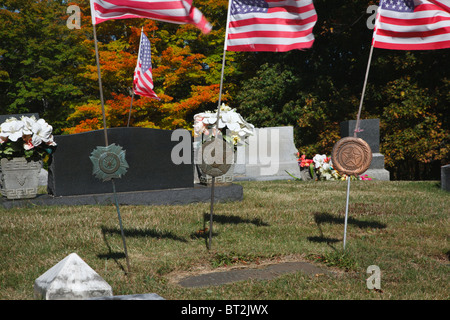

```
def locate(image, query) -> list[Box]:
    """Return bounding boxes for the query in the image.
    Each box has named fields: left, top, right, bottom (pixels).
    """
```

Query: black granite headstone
left=48, top=127, right=193, bottom=196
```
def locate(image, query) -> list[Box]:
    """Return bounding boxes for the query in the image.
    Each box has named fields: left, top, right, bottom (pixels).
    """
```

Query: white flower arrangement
left=193, top=103, right=255, bottom=145
left=0, top=115, right=57, bottom=161
left=312, top=154, right=342, bottom=181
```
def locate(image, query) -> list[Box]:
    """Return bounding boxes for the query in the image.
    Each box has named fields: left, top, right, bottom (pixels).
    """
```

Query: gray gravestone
left=48, top=127, right=193, bottom=196
left=34, top=253, right=113, bottom=300
left=340, top=119, right=390, bottom=180
left=235, top=126, right=300, bottom=181
left=441, top=164, right=450, bottom=192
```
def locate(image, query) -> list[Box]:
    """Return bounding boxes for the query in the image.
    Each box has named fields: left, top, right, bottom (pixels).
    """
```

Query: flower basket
left=193, top=104, right=254, bottom=185
left=0, top=115, right=56, bottom=199
left=0, top=157, right=42, bottom=199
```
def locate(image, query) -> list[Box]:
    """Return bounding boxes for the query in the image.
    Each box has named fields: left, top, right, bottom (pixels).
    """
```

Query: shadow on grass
left=101, top=226, right=188, bottom=242
left=98, top=226, right=187, bottom=272
left=306, top=236, right=340, bottom=244
left=307, top=212, right=387, bottom=248
left=203, top=213, right=270, bottom=226
left=313, top=212, right=387, bottom=229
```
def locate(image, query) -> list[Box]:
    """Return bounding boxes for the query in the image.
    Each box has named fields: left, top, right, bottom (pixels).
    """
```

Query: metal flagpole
left=208, top=0, right=233, bottom=250
left=92, top=24, right=109, bottom=146
left=343, top=9, right=378, bottom=249
left=354, top=43, right=375, bottom=138
left=93, top=23, right=131, bottom=273
left=343, top=176, right=351, bottom=249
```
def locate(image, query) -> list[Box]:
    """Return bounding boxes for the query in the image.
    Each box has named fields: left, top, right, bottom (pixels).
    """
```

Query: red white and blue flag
left=225, top=0, right=318, bottom=52
left=373, top=0, right=450, bottom=50
left=133, top=31, right=159, bottom=99
left=89, top=0, right=212, bottom=34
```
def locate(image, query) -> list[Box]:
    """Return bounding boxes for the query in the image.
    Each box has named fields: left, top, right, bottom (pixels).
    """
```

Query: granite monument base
left=0, top=183, right=243, bottom=209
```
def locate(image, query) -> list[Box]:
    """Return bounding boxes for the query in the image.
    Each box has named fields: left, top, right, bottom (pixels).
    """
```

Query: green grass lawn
left=0, top=180, right=448, bottom=300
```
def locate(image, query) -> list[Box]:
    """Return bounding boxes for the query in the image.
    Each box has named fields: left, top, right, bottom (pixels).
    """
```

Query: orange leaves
left=172, top=84, right=222, bottom=113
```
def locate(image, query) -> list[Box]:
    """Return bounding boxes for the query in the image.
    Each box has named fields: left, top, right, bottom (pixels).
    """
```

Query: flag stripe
left=228, top=41, right=315, bottom=52
left=229, top=15, right=317, bottom=28
left=228, top=28, right=315, bottom=39
left=90, top=0, right=212, bottom=34
left=226, top=0, right=317, bottom=52
left=373, top=0, right=450, bottom=50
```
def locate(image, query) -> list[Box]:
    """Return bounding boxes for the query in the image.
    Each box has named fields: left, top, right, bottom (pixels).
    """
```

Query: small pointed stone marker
left=34, top=253, right=113, bottom=300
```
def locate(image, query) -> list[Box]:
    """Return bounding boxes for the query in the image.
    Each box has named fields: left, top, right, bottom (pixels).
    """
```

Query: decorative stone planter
left=0, top=157, right=42, bottom=199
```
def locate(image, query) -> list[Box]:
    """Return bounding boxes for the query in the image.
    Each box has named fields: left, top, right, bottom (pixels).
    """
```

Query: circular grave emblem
left=90, top=143, right=129, bottom=181
left=199, top=139, right=234, bottom=177
left=331, top=137, right=372, bottom=176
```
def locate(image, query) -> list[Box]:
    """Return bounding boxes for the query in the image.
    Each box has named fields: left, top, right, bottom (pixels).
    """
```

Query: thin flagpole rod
left=93, top=21, right=130, bottom=273
left=343, top=177, right=351, bottom=250
left=344, top=10, right=379, bottom=249
left=354, top=43, right=375, bottom=138
left=92, top=24, right=109, bottom=146
left=344, top=44, right=374, bottom=249
left=354, top=1, right=381, bottom=137
left=207, top=0, right=234, bottom=250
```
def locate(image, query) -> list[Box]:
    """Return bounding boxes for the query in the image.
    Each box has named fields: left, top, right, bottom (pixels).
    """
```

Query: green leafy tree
left=0, top=0, right=91, bottom=133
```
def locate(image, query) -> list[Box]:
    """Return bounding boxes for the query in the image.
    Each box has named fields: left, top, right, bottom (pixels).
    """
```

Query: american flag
left=373, top=0, right=450, bottom=50
left=89, top=0, right=212, bottom=34
left=133, top=31, right=159, bottom=99
left=225, top=0, right=318, bottom=52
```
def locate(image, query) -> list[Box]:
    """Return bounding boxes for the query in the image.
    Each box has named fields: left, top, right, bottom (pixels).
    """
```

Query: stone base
left=88, top=293, right=165, bottom=300
left=0, top=184, right=243, bottom=209
left=363, top=169, right=390, bottom=181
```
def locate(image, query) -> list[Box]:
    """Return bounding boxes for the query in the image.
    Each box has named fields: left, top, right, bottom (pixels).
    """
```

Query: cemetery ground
left=0, top=180, right=448, bottom=300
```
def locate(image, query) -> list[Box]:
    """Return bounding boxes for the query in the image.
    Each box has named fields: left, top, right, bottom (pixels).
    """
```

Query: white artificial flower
left=1, top=119, right=24, bottom=142
left=220, top=103, right=232, bottom=112
left=20, top=115, right=37, bottom=136
left=31, top=119, right=54, bottom=147
left=322, top=172, right=332, bottom=180
left=313, top=154, right=326, bottom=168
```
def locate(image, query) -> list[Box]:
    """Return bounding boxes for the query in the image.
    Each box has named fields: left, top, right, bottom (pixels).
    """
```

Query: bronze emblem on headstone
left=90, top=143, right=129, bottom=181
left=331, top=137, right=372, bottom=176
left=199, top=139, right=234, bottom=177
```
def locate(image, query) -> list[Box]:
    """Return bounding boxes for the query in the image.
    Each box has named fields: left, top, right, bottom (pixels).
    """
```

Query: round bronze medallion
left=98, top=152, right=121, bottom=174
left=199, top=139, right=234, bottom=177
left=89, top=143, right=129, bottom=181
left=331, top=137, right=372, bottom=176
